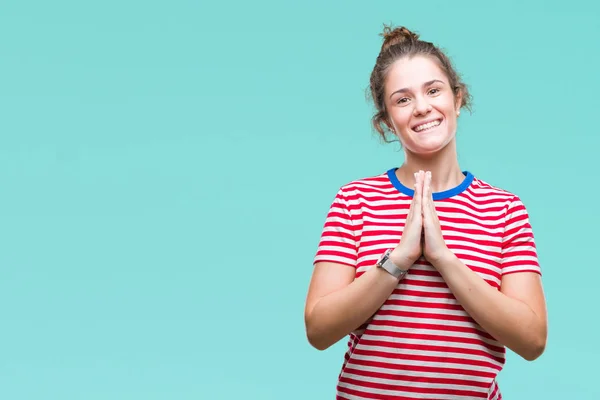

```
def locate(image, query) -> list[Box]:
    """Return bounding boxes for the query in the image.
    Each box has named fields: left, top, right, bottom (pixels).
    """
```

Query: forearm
left=306, top=265, right=400, bottom=350
left=435, top=252, right=546, bottom=361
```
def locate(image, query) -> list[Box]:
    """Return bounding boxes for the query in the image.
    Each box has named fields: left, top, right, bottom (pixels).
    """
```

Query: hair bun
left=381, top=25, right=419, bottom=51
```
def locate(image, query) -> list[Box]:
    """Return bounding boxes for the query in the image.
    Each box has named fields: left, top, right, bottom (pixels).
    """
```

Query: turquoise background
left=0, top=0, right=597, bottom=398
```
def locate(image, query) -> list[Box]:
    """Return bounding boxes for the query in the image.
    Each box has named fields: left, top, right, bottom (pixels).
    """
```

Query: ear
left=455, top=88, right=463, bottom=113
left=454, top=88, right=463, bottom=114
left=384, top=118, right=396, bottom=133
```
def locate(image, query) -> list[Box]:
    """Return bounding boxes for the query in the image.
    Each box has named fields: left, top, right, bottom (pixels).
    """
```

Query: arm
left=305, top=172, right=426, bottom=350
left=421, top=171, right=547, bottom=360
left=432, top=254, right=547, bottom=361
left=304, top=261, right=403, bottom=351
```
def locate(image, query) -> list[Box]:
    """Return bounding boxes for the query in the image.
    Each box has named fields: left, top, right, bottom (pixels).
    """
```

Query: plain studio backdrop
left=0, top=0, right=598, bottom=399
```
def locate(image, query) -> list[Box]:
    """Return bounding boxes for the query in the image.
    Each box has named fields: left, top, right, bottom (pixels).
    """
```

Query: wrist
left=389, top=248, right=416, bottom=271
left=376, top=249, right=410, bottom=280
left=429, top=249, right=456, bottom=270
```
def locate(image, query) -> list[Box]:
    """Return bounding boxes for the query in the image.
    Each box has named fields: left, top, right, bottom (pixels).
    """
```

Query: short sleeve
left=313, top=188, right=358, bottom=268
left=501, top=195, right=541, bottom=276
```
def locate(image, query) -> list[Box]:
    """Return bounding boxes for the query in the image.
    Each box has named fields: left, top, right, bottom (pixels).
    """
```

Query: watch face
left=377, top=252, right=389, bottom=267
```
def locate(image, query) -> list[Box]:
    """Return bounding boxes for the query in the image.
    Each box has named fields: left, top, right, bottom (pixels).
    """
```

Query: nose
left=413, top=96, right=432, bottom=116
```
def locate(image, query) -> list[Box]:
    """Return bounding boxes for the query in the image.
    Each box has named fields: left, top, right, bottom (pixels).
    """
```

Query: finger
left=426, top=171, right=436, bottom=213
left=409, top=172, right=419, bottom=210
left=414, top=170, right=424, bottom=214
left=422, top=171, right=432, bottom=220
left=419, top=172, right=426, bottom=236
left=411, top=172, right=419, bottom=204
left=413, top=172, right=422, bottom=198
left=420, top=172, right=429, bottom=217
left=405, top=172, right=416, bottom=219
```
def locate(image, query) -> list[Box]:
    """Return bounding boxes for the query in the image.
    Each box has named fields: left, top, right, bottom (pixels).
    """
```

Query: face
left=384, top=55, right=462, bottom=155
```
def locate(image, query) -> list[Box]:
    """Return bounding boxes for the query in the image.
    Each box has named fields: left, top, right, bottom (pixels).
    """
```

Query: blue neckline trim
left=387, top=168, right=474, bottom=200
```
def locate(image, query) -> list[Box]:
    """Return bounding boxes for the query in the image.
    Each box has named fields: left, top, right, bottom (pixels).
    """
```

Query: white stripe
left=388, top=294, right=459, bottom=305
left=344, top=362, right=494, bottom=383
left=354, top=344, right=504, bottom=368
left=338, top=379, right=484, bottom=400
left=372, top=314, right=481, bottom=330
left=366, top=324, right=501, bottom=347
left=379, top=304, right=470, bottom=318
left=347, top=352, right=501, bottom=375
left=314, top=255, right=355, bottom=266
left=359, top=332, right=505, bottom=358
left=343, top=371, right=490, bottom=392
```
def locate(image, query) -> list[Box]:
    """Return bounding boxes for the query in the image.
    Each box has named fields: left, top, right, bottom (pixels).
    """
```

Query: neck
left=396, top=139, right=464, bottom=193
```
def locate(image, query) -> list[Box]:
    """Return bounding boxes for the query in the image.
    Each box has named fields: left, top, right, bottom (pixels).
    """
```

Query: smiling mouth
left=413, top=119, right=442, bottom=132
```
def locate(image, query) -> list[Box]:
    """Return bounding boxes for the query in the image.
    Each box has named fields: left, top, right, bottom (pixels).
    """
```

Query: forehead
left=385, top=56, right=447, bottom=92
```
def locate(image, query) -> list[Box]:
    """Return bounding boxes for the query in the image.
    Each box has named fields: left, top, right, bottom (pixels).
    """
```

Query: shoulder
left=336, top=169, right=396, bottom=198
left=468, top=175, right=520, bottom=200
left=467, top=174, right=530, bottom=214
left=326, top=170, right=398, bottom=214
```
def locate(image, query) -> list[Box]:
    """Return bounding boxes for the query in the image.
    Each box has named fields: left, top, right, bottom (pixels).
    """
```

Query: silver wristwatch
left=376, top=249, right=409, bottom=279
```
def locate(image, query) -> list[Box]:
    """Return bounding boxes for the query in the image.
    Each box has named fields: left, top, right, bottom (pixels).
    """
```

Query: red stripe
left=357, top=330, right=504, bottom=354
left=358, top=339, right=505, bottom=363
left=353, top=348, right=501, bottom=370
left=346, top=357, right=497, bottom=378
left=369, top=315, right=497, bottom=341
left=339, top=376, right=487, bottom=398
left=376, top=308, right=476, bottom=323
left=337, top=385, right=423, bottom=400
left=384, top=299, right=464, bottom=311
left=343, top=366, right=491, bottom=388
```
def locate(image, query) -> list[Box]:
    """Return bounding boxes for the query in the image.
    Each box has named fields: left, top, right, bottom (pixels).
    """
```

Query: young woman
left=304, top=26, right=547, bottom=400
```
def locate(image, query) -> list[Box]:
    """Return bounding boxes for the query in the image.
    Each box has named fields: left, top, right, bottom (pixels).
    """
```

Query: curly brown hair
left=369, top=25, right=472, bottom=142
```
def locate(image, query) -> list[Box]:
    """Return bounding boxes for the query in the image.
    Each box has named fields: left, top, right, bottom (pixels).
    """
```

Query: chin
left=404, top=135, right=455, bottom=156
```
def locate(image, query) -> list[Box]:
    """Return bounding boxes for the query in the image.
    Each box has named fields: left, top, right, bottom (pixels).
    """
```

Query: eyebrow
left=389, top=79, right=445, bottom=99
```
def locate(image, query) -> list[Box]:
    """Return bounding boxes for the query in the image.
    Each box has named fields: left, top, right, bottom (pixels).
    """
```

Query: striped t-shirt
left=313, top=168, right=541, bottom=400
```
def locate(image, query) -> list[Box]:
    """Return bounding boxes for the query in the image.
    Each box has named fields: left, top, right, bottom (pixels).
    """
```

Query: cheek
left=446, top=116, right=458, bottom=134
left=390, top=110, right=412, bottom=128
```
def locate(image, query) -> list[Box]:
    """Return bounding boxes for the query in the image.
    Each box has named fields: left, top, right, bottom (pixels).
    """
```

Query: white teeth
left=414, top=120, right=441, bottom=132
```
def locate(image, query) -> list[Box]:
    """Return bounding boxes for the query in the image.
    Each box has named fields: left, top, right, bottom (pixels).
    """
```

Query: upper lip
left=411, top=118, right=443, bottom=131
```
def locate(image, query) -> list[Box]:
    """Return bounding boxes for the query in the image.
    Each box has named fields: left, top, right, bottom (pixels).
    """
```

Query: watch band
left=376, top=249, right=409, bottom=279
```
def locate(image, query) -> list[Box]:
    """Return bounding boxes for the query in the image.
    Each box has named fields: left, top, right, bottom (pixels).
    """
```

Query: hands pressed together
left=390, top=170, right=453, bottom=271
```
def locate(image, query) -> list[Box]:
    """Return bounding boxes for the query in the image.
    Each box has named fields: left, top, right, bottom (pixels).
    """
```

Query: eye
left=428, top=88, right=441, bottom=95
left=396, top=97, right=410, bottom=105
